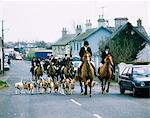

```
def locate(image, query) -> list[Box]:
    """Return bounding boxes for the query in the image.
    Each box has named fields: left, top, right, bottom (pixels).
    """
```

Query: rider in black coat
left=78, top=41, right=96, bottom=76
left=79, top=41, right=92, bottom=61
left=101, top=45, right=111, bottom=64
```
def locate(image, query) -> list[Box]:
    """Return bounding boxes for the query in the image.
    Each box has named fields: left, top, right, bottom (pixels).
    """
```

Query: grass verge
left=0, top=80, right=8, bottom=89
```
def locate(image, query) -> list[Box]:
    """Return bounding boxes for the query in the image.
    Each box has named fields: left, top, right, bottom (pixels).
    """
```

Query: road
left=0, top=60, right=150, bottom=118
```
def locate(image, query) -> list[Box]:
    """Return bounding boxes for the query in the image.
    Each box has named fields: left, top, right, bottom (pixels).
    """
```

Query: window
left=122, top=67, right=129, bottom=75
left=127, top=67, right=132, bottom=75
left=77, top=43, right=79, bottom=50
left=74, top=42, right=76, bottom=51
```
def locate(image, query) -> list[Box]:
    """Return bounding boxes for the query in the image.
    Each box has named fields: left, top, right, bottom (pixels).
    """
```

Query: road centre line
left=93, top=114, right=103, bottom=118
left=70, top=99, right=82, bottom=106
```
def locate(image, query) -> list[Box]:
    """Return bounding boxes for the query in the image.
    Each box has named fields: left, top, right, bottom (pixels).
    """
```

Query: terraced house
left=52, top=15, right=150, bottom=69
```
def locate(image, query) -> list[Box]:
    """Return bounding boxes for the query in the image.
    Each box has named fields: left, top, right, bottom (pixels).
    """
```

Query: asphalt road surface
left=0, top=60, right=150, bottom=118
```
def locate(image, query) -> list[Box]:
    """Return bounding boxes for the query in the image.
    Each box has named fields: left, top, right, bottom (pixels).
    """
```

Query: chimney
left=85, top=19, right=92, bottom=30
left=114, top=17, right=128, bottom=28
left=137, top=19, right=142, bottom=28
left=62, top=27, right=67, bottom=37
left=76, top=25, right=82, bottom=35
left=97, top=15, right=105, bottom=27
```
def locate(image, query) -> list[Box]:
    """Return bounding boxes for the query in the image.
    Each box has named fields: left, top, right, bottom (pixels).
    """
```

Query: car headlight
left=140, top=81, right=145, bottom=87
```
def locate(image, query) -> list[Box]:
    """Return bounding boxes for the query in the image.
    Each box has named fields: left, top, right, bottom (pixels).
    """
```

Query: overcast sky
left=0, top=0, right=150, bottom=43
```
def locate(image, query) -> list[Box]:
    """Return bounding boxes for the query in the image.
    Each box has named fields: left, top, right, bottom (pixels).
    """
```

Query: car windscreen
left=133, top=66, right=150, bottom=77
left=73, top=57, right=80, bottom=61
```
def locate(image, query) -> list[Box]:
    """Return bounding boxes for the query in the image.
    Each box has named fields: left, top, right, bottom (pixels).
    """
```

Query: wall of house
left=86, top=28, right=112, bottom=70
left=136, top=44, right=150, bottom=62
left=52, top=45, right=71, bottom=58
left=70, top=41, right=82, bottom=57
left=87, top=28, right=111, bottom=54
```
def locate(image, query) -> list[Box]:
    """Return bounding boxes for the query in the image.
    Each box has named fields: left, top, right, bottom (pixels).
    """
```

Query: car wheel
left=120, top=84, right=125, bottom=94
left=133, top=87, right=137, bottom=97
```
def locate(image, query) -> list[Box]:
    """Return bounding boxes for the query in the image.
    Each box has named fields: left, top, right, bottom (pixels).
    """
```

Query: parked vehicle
left=4, top=62, right=10, bottom=71
left=118, top=64, right=150, bottom=96
left=72, top=56, right=80, bottom=71
left=34, top=50, right=52, bottom=59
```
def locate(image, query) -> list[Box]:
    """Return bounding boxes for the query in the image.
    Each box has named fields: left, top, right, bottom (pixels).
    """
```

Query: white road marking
left=93, top=114, right=103, bottom=118
left=70, top=99, right=82, bottom=106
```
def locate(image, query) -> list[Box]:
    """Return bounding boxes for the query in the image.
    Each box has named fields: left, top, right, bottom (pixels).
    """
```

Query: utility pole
left=1, top=20, right=4, bottom=74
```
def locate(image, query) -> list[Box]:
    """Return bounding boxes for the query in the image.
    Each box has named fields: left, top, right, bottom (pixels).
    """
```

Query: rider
left=62, top=54, right=69, bottom=67
left=98, top=45, right=113, bottom=72
left=78, top=41, right=96, bottom=76
left=30, top=57, right=37, bottom=75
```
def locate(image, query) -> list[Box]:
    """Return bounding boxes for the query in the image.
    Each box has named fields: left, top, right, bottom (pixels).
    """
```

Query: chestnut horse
left=80, top=51, right=94, bottom=97
left=98, top=55, right=113, bottom=94
left=47, top=62, right=57, bottom=83
left=34, top=64, right=44, bottom=82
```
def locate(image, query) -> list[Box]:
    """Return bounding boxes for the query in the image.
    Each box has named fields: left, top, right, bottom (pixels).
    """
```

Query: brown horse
left=34, top=64, right=44, bottom=82
left=63, top=61, right=75, bottom=79
left=98, top=55, right=113, bottom=94
left=80, top=51, right=94, bottom=97
left=47, top=62, right=56, bottom=82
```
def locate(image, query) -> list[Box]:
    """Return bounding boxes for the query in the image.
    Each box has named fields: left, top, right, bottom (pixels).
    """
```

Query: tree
left=35, top=41, right=48, bottom=48
left=99, top=25, right=146, bottom=64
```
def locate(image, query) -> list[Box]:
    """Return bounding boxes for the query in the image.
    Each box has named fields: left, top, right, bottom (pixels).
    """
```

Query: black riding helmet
left=105, top=45, right=109, bottom=50
left=84, top=41, right=89, bottom=46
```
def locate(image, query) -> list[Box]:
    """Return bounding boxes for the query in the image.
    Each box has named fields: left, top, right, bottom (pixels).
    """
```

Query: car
left=4, top=62, right=10, bottom=71
left=118, top=64, right=150, bottom=96
left=72, top=56, right=80, bottom=71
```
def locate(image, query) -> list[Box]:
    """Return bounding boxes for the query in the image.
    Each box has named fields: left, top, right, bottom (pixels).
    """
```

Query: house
left=70, top=17, right=114, bottom=69
left=110, top=18, right=150, bottom=63
left=52, top=28, right=76, bottom=58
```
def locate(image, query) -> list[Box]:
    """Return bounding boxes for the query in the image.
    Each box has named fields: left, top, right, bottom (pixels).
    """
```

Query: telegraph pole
left=1, top=20, right=4, bottom=74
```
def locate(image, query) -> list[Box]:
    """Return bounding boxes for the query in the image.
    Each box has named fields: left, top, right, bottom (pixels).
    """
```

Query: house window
left=74, top=42, right=76, bottom=51
left=77, top=42, right=79, bottom=51
left=80, top=42, right=82, bottom=49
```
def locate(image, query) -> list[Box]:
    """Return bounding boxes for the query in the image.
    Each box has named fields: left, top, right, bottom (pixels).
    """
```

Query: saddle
left=78, top=62, right=96, bottom=76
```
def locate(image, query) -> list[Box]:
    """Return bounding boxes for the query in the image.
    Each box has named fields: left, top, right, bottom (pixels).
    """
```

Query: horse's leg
left=101, top=79, right=104, bottom=94
left=79, top=79, right=84, bottom=94
left=84, top=84, right=87, bottom=95
left=89, top=79, right=92, bottom=97
left=106, top=80, right=110, bottom=93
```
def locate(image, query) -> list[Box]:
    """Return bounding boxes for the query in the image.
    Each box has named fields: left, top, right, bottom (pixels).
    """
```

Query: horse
left=79, top=51, right=94, bottom=97
left=60, top=60, right=75, bottom=94
left=34, top=63, right=44, bottom=82
left=98, top=54, right=113, bottom=94
left=47, top=62, right=57, bottom=83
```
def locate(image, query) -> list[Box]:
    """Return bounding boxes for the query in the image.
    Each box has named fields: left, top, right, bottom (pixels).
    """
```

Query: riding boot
left=78, top=62, right=83, bottom=76
left=91, top=63, right=96, bottom=76
left=97, top=67, right=100, bottom=78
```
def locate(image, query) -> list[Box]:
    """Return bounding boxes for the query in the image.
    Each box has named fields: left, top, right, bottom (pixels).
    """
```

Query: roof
left=53, top=34, right=76, bottom=46
left=73, top=26, right=112, bottom=42
left=110, top=22, right=150, bottom=44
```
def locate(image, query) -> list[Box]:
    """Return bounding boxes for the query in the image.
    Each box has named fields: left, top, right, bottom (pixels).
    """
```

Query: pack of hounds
left=15, top=76, right=97, bottom=95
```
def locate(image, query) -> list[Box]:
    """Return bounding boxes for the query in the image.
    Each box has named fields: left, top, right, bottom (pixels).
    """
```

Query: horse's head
left=105, top=54, right=113, bottom=65
left=82, top=51, right=91, bottom=62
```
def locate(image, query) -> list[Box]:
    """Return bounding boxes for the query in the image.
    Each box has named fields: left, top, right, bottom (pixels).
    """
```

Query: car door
left=120, top=67, right=130, bottom=89
left=125, top=67, right=133, bottom=90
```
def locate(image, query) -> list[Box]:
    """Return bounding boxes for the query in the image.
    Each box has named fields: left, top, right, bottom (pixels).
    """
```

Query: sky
left=0, top=0, right=150, bottom=43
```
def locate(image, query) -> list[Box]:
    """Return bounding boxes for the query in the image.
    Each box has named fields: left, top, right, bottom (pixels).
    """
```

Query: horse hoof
left=106, top=90, right=109, bottom=93
left=84, top=93, right=87, bottom=95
